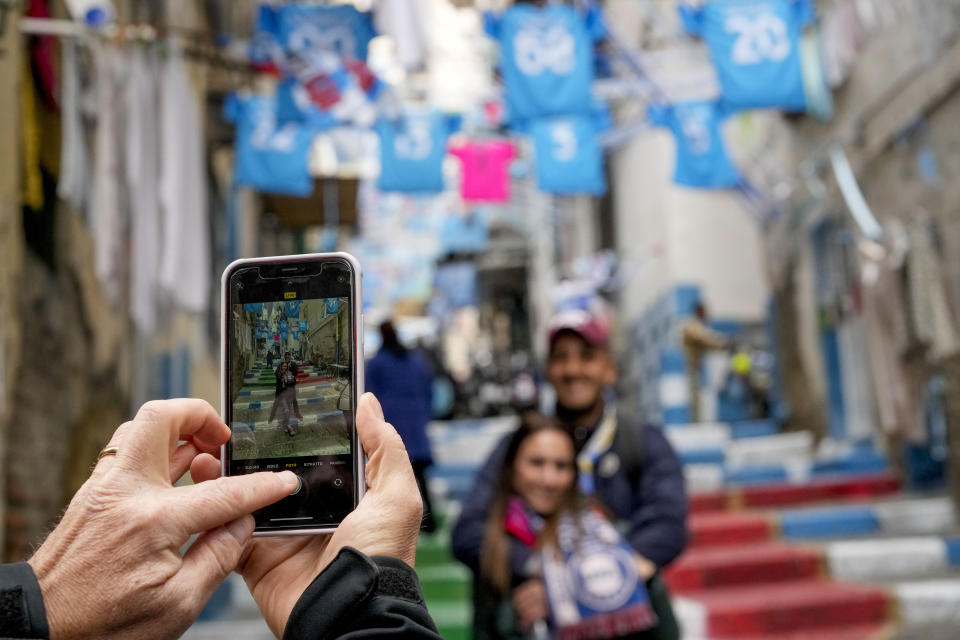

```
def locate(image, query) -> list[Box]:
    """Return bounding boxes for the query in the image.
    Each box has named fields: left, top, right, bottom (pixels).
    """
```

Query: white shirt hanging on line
left=159, top=45, right=211, bottom=314
left=126, top=46, right=161, bottom=333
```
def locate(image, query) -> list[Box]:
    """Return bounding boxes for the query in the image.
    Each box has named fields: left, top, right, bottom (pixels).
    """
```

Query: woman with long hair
left=476, top=414, right=661, bottom=640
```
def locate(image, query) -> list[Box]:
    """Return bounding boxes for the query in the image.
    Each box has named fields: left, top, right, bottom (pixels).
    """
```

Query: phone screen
left=224, top=257, right=359, bottom=531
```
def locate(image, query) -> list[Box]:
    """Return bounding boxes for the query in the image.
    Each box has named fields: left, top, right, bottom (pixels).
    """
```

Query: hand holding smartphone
left=221, top=253, right=364, bottom=535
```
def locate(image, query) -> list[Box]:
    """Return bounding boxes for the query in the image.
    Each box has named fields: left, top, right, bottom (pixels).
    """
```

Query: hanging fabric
left=126, top=45, right=161, bottom=333
left=58, top=39, right=91, bottom=213
left=90, top=44, right=126, bottom=306
left=159, top=43, right=211, bottom=314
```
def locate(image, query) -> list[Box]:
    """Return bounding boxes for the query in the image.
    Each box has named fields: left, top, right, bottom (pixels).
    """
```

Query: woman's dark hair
left=480, top=413, right=579, bottom=594
left=379, top=320, right=407, bottom=355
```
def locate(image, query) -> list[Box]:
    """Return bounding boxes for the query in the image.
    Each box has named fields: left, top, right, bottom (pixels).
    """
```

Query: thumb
left=177, top=516, right=254, bottom=614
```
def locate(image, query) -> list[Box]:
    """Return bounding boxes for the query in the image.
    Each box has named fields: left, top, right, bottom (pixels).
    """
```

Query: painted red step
left=731, top=623, right=891, bottom=640
left=665, top=543, right=822, bottom=592
left=683, top=579, right=889, bottom=637
left=688, top=473, right=901, bottom=514
left=689, top=512, right=774, bottom=548
left=690, top=491, right=729, bottom=513
left=741, top=473, right=901, bottom=509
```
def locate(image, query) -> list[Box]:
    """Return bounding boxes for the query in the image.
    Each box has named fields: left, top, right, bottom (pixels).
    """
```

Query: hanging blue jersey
left=486, top=4, right=604, bottom=124
left=224, top=93, right=315, bottom=197
left=376, top=113, right=460, bottom=193
left=277, top=4, right=376, bottom=63
left=325, top=298, right=339, bottom=314
left=647, top=100, right=740, bottom=189
left=531, top=115, right=606, bottom=195
left=679, top=0, right=815, bottom=112
left=285, top=300, right=302, bottom=318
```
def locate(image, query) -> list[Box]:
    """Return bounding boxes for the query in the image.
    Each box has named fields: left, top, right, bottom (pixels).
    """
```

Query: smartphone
left=221, top=253, right=364, bottom=535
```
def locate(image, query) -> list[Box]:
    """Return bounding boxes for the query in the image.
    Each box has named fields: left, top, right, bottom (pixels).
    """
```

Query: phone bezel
left=220, top=252, right=365, bottom=536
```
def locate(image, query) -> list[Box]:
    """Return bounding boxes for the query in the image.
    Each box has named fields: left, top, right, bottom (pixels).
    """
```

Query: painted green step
left=419, top=564, right=471, bottom=602
left=417, top=535, right=455, bottom=568
left=425, top=600, right=471, bottom=640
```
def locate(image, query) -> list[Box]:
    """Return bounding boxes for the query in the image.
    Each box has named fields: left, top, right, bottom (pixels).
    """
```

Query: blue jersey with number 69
left=487, top=4, right=603, bottom=124
left=680, top=0, right=815, bottom=112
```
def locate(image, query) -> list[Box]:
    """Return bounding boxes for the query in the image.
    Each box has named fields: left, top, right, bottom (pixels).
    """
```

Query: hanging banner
left=326, top=298, right=339, bottom=314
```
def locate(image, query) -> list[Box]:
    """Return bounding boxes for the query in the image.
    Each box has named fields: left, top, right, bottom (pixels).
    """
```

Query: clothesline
left=19, top=17, right=259, bottom=75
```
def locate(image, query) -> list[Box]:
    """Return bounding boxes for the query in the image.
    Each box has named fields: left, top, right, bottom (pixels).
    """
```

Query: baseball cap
left=547, top=307, right=611, bottom=349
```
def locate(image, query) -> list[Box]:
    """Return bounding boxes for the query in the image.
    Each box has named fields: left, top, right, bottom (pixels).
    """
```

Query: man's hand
left=191, top=392, right=423, bottom=638
left=512, top=579, right=549, bottom=631
left=27, top=399, right=299, bottom=640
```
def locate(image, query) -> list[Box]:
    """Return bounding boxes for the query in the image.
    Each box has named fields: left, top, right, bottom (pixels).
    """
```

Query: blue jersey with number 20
left=680, top=0, right=815, bottom=112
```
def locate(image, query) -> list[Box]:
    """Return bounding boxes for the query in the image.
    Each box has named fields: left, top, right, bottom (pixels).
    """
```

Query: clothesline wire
left=19, top=17, right=262, bottom=76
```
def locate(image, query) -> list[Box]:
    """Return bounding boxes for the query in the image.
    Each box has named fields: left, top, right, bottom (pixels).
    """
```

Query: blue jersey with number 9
left=680, top=0, right=815, bottom=112
left=487, top=4, right=604, bottom=124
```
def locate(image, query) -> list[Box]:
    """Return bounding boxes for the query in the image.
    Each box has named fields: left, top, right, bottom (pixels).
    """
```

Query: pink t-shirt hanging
left=450, top=140, right=516, bottom=203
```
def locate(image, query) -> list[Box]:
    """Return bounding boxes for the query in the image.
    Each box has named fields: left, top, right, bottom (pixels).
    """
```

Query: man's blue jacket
left=450, top=413, right=688, bottom=574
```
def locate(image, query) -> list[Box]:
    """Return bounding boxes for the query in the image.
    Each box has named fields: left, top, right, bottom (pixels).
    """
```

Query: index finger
left=112, top=399, right=230, bottom=483
left=165, top=471, right=300, bottom=537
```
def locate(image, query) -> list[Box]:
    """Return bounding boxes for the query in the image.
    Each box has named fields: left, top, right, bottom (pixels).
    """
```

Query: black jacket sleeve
left=450, top=436, right=510, bottom=573
left=0, top=562, right=49, bottom=639
left=626, top=426, right=689, bottom=568
left=282, top=547, right=441, bottom=640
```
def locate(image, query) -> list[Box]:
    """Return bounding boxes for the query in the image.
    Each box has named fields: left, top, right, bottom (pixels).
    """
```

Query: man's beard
left=555, top=393, right=605, bottom=427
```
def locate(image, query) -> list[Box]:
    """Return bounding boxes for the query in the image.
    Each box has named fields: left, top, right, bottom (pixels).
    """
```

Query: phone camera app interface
left=231, top=297, right=351, bottom=463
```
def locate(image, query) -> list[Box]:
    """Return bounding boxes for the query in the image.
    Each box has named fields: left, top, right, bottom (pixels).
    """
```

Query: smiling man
left=452, top=306, right=688, bottom=639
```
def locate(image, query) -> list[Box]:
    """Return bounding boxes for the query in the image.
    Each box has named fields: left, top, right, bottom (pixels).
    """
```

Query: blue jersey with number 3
left=680, top=0, right=815, bottom=112
left=487, top=5, right=603, bottom=124
left=531, top=116, right=606, bottom=195
left=376, top=114, right=459, bottom=193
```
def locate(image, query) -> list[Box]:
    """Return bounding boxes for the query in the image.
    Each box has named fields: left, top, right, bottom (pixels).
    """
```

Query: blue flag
left=298, top=320, right=308, bottom=332
left=376, top=113, right=460, bottom=193
left=285, top=300, right=302, bottom=318
left=486, top=4, right=604, bottom=124
left=531, top=115, right=606, bottom=195
left=679, top=0, right=815, bottom=112
left=243, top=303, right=264, bottom=314
left=325, top=298, right=339, bottom=314
left=647, top=100, right=740, bottom=189
left=224, top=93, right=315, bottom=196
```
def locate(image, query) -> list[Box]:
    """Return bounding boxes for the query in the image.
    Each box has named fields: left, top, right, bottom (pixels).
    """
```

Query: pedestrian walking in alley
left=681, top=302, right=729, bottom=422
left=453, top=305, right=686, bottom=639
left=474, top=413, right=662, bottom=639
left=267, top=348, right=275, bottom=369
left=270, top=359, right=303, bottom=436
left=366, top=320, right=438, bottom=532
